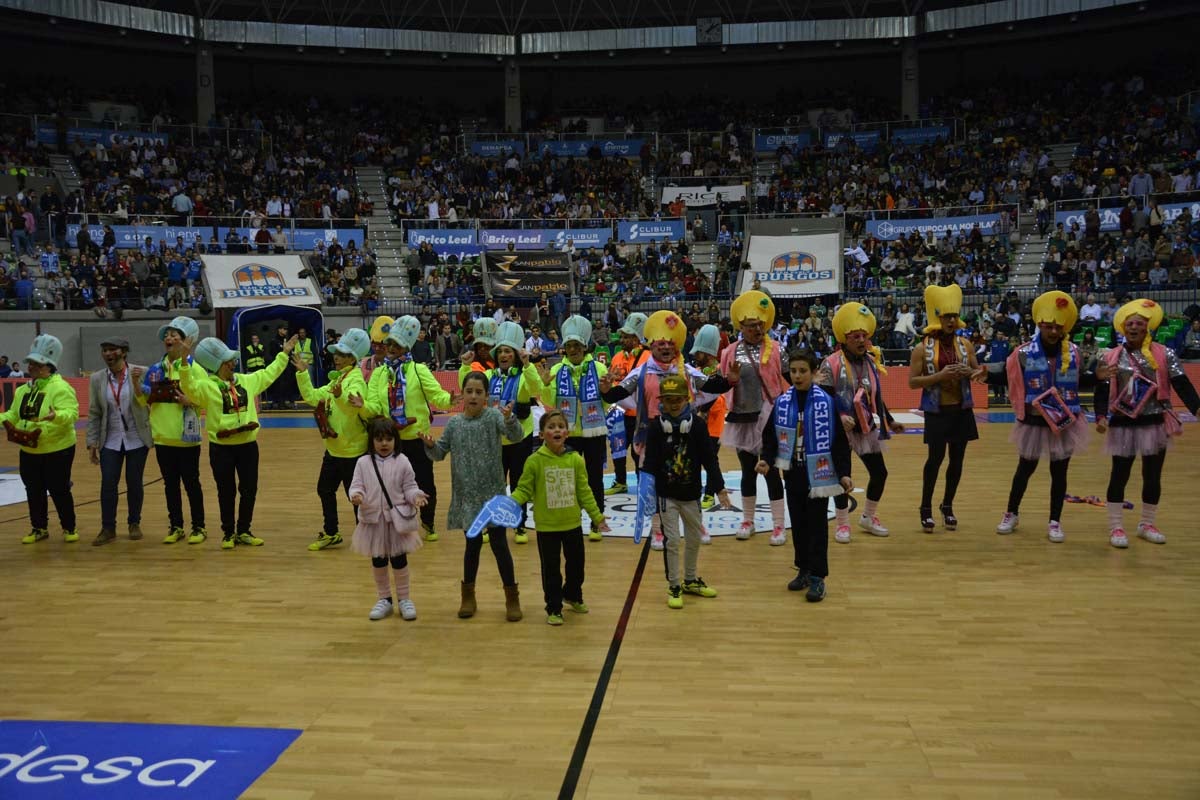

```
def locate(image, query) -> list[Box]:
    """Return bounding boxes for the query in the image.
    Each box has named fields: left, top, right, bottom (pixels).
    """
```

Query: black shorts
left=922, top=404, right=979, bottom=447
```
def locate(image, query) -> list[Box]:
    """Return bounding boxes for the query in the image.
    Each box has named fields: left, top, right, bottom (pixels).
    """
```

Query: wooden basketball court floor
left=2, top=423, right=1198, bottom=799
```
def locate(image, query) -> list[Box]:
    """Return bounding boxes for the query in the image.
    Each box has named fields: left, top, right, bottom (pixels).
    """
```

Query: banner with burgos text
left=35, top=125, right=169, bottom=148
left=469, top=140, right=526, bottom=158
left=478, top=227, right=609, bottom=251
left=1055, top=201, right=1200, bottom=233
left=660, top=185, right=748, bottom=208
left=215, top=228, right=366, bottom=251
left=618, top=219, right=686, bottom=243
left=890, top=126, right=951, bottom=146
left=537, top=140, right=643, bottom=158
left=202, top=255, right=321, bottom=308
left=742, top=232, right=842, bottom=296
left=753, top=131, right=812, bottom=153
left=67, top=224, right=209, bottom=249
left=865, top=213, right=1001, bottom=241
left=0, top=719, right=300, bottom=800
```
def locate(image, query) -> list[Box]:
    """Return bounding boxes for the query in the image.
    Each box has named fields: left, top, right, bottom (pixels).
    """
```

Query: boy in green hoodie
left=179, top=334, right=296, bottom=549
left=510, top=409, right=608, bottom=626
left=2, top=334, right=81, bottom=544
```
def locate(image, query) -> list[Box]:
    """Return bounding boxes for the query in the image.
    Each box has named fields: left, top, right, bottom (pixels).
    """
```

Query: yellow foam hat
left=1114, top=298, right=1165, bottom=369
left=730, top=290, right=775, bottom=331
left=1031, top=291, right=1078, bottom=374
left=368, top=316, right=395, bottom=344
left=922, top=283, right=966, bottom=334
left=832, top=302, right=876, bottom=344
left=643, top=310, right=686, bottom=349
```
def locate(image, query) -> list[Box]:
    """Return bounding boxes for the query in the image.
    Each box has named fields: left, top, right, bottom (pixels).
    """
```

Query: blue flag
left=466, top=495, right=523, bottom=539
left=606, top=405, right=628, bottom=461
left=633, top=473, right=656, bottom=544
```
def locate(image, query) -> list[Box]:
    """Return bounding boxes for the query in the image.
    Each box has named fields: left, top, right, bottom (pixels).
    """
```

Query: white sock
left=835, top=506, right=850, bottom=528
left=1106, top=502, right=1124, bottom=531
left=1141, top=503, right=1158, bottom=526
left=864, top=499, right=879, bottom=518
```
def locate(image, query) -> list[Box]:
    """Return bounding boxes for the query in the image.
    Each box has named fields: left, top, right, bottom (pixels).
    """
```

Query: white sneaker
left=699, top=525, right=712, bottom=545
left=858, top=514, right=889, bottom=537
left=397, top=599, right=417, bottom=620
left=1047, top=521, right=1065, bottom=543
left=650, top=529, right=665, bottom=551
left=834, top=525, right=852, bottom=544
left=1136, top=523, right=1166, bottom=544
left=735, top=522, right=754, bottom=540
left=769, top=526, right=787, bottom=546
left=996, top=512, right=1019, bottom=534
left=368, top=598, right=393, bottom=620
left=1110, top=528, right=1129, bottom=549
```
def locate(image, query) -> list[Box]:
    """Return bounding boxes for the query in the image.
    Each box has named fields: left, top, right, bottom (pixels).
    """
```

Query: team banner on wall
left=470, top=140, right=526, bottom=157
left=68, top=224, right=208, bottom=249
left=660, top=185, right=748, bottom=207
left=202, top=256, right=320, bottom=308
left=406, top=228, right=477, bottom=249
left=216, top=227, right=366, bottom=252
left=865, top=213, right=1001, bottom=241
left=753, top=131, right=812, bottom=152
left=478, top=227, right=608, bottom=250
left=485, top=251, right=572, bottom=272
left=891, top=126, right=951, bottom=146
left=742, top=232, right=841, bottom=296
left=487, top=271, right=572, bottom=298
left=35, top=125, right=169, bottom=147
left=538, top=139, right=643, bottom=158
left=618, top=218, right=686, bottom=243
left=1055, top=201, right=1200, bottom=233
left=823, top=130, right=881, bottom=150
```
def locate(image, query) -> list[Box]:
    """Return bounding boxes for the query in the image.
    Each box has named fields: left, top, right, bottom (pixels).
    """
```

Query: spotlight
left=607, top=50, right=614, bottom=57
left=1069, top=13, right=1078, bottom=21
left=663, top=48, right=671, bottom=54
left=48, top=16, right=57, bottom=25
left=720, top=45, right=727, bottom=53
left=119, top=28, right=128, bottom=36
left=236, top=43, right=244, bottom=50
left=834, top=41, right=842, bottom=48
left=384, top=50, right=392, bottom=56
left=947, top=31, right=955, bottom=39
left=183, top=38, right=191, bottom=45
left=1006, top=23, right=1014, bottom=31
left=776, top=43, right=784, bottom=51
left=891, top=38, right=899, bottom=46
left=297, top=46, right=304, bottom=53
left=553, top=53, right=560, bottom=60
left=496, top=55, right=503, bottom=62
left=337, top=47, right=346, bottom=54
left=440, top=52, right=448, bottom=60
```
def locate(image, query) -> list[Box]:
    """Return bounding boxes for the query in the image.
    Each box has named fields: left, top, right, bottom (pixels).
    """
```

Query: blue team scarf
left=386, top=355, right=411, bottom=428
left=773, top=386, right=840, bottom=498
left=606, top=405, right=628, bottom=460
left=1023, top=335, right=1080, bottom=414
left=556, top=358, right=605, bottom=435
left=488, top=366, right=521, bottom=409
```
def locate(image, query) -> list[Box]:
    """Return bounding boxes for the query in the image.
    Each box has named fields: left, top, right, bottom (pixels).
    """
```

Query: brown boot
left=504, top=584, right=523, bottom=622
left=458, top=582, right=476, bottom=619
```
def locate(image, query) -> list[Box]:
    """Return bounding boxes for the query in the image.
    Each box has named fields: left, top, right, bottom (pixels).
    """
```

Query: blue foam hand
left=633, top=473, right=656, bottom=544
left=466, top=495, right=523, bottom=539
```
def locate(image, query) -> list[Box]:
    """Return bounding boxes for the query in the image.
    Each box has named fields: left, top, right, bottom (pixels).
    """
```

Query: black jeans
left=99, top=444, right=149, bottom=529
left=20, top=445, right=76, bottom=531
left=536, top=527, right=585, bottom=615
left=400, top=437, right=437, bottom=530
left=567, top=435, right=606, bottom=517
left=156, top=444, right=205, bottom=530
left=784, top=469, right=829, bottom=578
left=502, top=437, right=532, bottom=529
left=317, top=452, right=360, bottom=535
left=208, top=441, right=259, bottom=535
left=464, top=526, right=516, bottom=585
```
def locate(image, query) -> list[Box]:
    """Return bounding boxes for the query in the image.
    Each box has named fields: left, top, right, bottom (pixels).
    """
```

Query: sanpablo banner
left=202, top=256, right=321, bottom=308
left=742, top=232, right=841, bottom=296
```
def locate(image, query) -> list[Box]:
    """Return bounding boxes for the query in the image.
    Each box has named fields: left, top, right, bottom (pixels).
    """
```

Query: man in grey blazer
left=86, top=336, right=153, bottom=545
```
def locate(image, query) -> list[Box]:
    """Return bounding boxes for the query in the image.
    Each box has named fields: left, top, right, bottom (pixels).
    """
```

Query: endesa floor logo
left=0, top=720, right=300, bottom=799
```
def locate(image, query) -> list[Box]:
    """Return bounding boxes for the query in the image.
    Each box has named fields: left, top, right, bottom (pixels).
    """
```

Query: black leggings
left=371, top=554, right=408, bottom=568
left=502, top=438, right=532, bottom=529
left=1107, top=451, right=1166, bottom=505
left=464, top=526, right=516, bottom=585
left=1007, top=457, right=1070, bottom=521
left=208, top=441, right=259, bottom=536
left=834, top=451, right=888, bottom=508
left=400, top=437, right=437, bottom=529
left=19, top=446, right=76, bottom=531
left=737, top=448, right=782, bottom=500
left=703, top=436, right=722, bottom=495
left=317, top=452, right=360, bottom=535
left=921, top=440, right=967, bottom=510
left=567, top=435, right=606, bottom=516
left=156, top=444, right=205, bottom=529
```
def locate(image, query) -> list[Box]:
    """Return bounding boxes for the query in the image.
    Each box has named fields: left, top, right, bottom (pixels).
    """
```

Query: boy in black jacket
left=641, top=374, right=731, bottom=609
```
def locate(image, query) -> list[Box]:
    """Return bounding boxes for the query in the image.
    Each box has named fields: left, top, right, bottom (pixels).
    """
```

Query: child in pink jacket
left=350, top=417, right=428, bottom=622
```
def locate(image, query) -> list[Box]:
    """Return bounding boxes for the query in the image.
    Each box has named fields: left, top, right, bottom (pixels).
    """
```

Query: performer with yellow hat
left=908, top=283, right=986, bottom=533
left=997, top=291, right=1090, bottom=543
left=360, top=315, right=395, bottom=382
left=1094, top=299, right=1199, bottom=548
left=718, top=291, right=790, bottom=545
left=817, top=302, right=902, bottom=543
left=599, top=310, right=732, bottom=550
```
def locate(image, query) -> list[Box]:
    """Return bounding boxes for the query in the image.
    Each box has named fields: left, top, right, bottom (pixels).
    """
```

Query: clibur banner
left=538, top=139, right=643, bottom=158
left=478, top=227, right=609, bottom=251
left=890, top=126, right=951, bottom=146
left=619, top=219, right=686, bottom=243
left=824, top=130, right=881, bottom=150
left=742, top=232, right=842, bottom=296
left=753, top=131, right=812, bottom=153
left=0, top=719, right=300, bottom=799
left=865, top=213, right=1001, bottom=241
left=1055, top=201, right=1199, bottom=233
left=469, top=140, right=525, bottom=158
left=35, top=125, right=169, bottom=148
left=67, top=224, right=208, bottom=249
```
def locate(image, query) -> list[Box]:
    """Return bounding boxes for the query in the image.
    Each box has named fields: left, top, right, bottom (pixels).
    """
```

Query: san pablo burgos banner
left=203, top=256, right=321, bottom=308
left=742, top=233, right=842, bottom=296
left=660, top=185, right=748, bottom=208
left=485, top=251, right=573, bottom=299
left=865, top=213, right=1002, bottom=241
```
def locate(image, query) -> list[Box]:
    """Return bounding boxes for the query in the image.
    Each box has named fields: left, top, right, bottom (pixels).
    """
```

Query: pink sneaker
left=769, top=526, right=787, bottom=546
left=834, top=525, right=851, bottom=544
left=1136, top=523, right=1165, bottom=544
left=735, top=522, right=754, bottom=540
left=1110, top=527, right=1129, bottom=549
left=650, top=528, right=665, bottom=551
left=857, top=514, right=889, bottom=537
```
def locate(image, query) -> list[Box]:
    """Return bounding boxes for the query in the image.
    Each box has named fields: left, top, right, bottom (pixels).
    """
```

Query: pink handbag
left=1031, top=388, right=1075, bottom=434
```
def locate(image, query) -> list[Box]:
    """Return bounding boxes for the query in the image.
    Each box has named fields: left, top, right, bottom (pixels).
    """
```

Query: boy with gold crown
left=1094, top=299, right=1199, bottom=548
left=997, top=291, right=1090, bottom=543
left=908, top=283, right=986, bottom=533
left=718, top=291, right=790, bottom=545
left=817, top=302, right=902, bottom=543
left=600, top=310, right=732, bottom=550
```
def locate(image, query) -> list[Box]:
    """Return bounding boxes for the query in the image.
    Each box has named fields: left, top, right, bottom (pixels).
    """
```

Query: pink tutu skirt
left=1010, top=416, right=1090, bottom=461
left=849, top=429, right=886, bottom=455
left=1104, top=423, right=1172, bottom=458
left=720, top=397, right=774, bottom=453
left=351, top=519, right=424, bottom=558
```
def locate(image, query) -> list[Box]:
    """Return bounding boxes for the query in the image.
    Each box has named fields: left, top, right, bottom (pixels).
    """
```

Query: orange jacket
left=609, top=348, right=650, bottom=416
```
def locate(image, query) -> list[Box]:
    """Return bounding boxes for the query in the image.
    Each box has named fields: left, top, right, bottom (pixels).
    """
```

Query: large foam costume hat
left=1031, top=291, right=1078, bottom=373
left=922, top=283, right=967, bottom=334
left=1114, top=298, right=1165, bottom=369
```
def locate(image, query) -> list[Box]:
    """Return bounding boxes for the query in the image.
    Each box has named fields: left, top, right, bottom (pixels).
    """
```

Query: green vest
left=244, top=343, right=265, bottom=371
left=296, top=338, right=314, bottom=365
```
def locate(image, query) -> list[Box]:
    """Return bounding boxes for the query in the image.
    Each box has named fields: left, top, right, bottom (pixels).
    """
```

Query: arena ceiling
left=127, top=0, right=957, bottom=35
